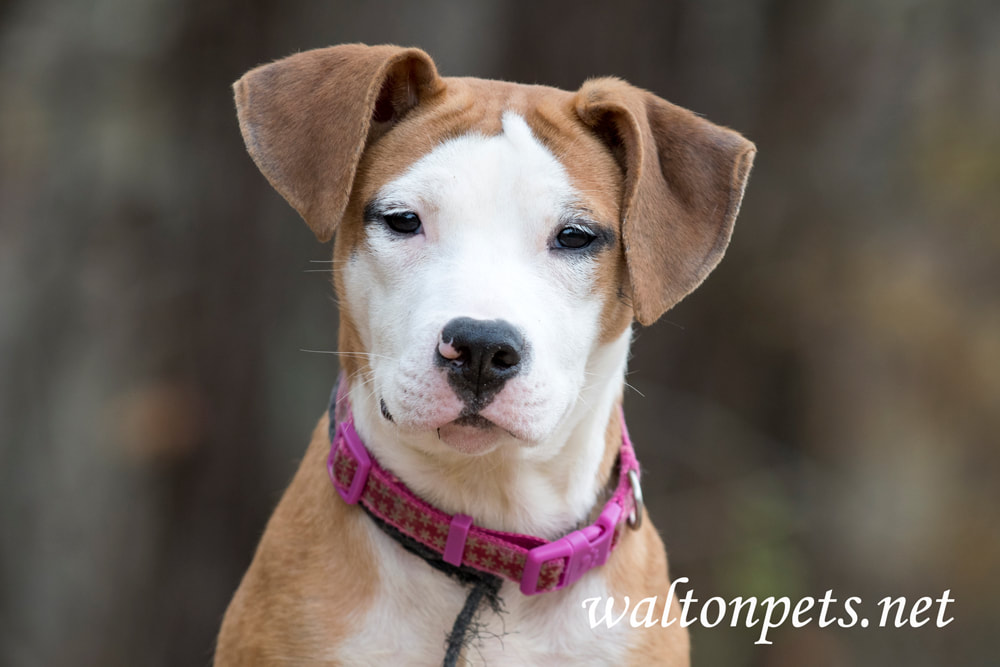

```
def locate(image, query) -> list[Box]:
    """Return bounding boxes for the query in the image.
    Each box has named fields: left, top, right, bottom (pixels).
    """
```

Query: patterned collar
left=327, top=379, right=644, bottom=595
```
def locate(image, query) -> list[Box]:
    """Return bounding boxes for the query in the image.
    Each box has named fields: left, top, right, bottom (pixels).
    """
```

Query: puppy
left=215, top=44, right=754, bottom=666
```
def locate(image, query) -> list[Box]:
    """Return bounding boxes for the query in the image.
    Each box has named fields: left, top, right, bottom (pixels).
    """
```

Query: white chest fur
left=336, top=524, right=630, bottom=665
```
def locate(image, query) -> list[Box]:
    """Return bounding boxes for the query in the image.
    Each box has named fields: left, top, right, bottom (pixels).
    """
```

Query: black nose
left=437, top=317, right=526, bottom=409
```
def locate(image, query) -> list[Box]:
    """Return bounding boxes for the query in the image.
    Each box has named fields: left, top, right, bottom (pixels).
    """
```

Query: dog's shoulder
left=215, top=417, right=378, bottom=665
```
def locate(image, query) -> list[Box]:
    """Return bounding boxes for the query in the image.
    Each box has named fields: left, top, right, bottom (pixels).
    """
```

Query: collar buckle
left=328, top=418, right=372, bottom=505
left=520, top=501, right=623, bottom=595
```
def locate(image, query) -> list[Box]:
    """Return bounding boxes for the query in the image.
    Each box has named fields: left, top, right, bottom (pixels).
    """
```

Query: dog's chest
left=334, top=525, right=630, bottom=665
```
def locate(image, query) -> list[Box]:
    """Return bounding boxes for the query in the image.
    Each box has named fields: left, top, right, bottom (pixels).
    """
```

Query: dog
left=215, top=44, right=754, bottom=666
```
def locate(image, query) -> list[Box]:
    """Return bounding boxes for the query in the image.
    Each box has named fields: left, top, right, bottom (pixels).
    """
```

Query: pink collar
left=327, top=383, right=644, bottom=595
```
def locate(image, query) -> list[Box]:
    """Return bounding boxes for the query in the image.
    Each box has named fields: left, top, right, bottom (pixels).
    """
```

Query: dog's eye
left=383, top=211, right=422, bottom=235
left=554, top=225, right=596, bottom=250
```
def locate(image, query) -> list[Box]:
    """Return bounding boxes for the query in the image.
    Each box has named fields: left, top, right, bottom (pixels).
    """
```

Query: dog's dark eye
left=554, top=225, right=596, bottom=250
left=383, top=211, right=422, bottom=235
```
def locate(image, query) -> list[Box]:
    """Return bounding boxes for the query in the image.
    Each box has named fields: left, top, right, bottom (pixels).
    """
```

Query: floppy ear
left=575, top=78, right=756, bottom=326
left=233, top=44, right=443, bottom=241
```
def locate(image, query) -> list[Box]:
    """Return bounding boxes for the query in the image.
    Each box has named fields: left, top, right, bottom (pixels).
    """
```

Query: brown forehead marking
left=520, top=98, right=633, bottom=345
left=333, top=76, right=634, bottom=354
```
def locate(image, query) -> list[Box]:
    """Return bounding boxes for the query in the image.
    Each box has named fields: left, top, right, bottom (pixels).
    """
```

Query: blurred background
left=2, top=1, right=998, bottom=665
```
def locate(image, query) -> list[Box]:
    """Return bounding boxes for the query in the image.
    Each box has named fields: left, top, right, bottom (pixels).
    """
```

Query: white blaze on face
left=344, top=112, right=608, bottom=453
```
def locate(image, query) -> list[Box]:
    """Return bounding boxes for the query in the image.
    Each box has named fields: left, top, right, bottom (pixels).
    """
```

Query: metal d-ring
left=626, top=469, right=643, bottom=530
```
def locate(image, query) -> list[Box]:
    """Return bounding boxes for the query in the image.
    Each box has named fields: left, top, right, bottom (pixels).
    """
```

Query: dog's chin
left=437, top=415, right=504, bottom=455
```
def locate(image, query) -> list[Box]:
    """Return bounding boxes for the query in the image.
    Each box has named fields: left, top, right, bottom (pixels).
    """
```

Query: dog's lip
left=446, top=413, right=526, bottom=443
left=452, top=413, right=494, bottom=429
left=437, top=414, right=504, bottom=454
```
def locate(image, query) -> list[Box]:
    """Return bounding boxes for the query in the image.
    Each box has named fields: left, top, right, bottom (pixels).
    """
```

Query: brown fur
left=233, top=44, right=444, bottom=242
left=220, top=44, right=755, bottom=665
left=575, top=78, right=756, bottom=325
left=612, top=512, right=691, bottom=666
left=216, top=417, right=378, bottom=664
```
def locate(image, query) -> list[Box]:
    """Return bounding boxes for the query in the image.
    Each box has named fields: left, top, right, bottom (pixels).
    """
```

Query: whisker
left=336, top=368, right=377, bottom=407
left=299, top=349, right=398, bottom=362
left=580, top=369, right=646, bottom=398
left=622, top=381, right=645, bottom=398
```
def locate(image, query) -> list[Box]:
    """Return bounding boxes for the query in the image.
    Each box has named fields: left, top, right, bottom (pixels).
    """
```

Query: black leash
left=443, top=579, right=498, bottom=667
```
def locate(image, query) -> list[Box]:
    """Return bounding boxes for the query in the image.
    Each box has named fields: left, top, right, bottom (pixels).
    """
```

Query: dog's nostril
left=491, top=346, right=520, bottom=370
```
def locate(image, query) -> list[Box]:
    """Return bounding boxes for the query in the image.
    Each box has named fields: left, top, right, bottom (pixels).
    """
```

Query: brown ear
left=233, top=44, right=443, bottom=241
left=575, top=78, right=756, bottom=326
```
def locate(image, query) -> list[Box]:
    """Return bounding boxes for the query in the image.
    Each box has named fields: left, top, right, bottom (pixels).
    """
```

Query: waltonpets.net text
left=581, top=578, right=955, bottom=644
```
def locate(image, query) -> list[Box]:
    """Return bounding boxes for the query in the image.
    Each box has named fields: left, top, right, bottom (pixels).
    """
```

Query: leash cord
left=359, top=506, right=504, bottom=666
left=443, top=581, right=491, bottom=667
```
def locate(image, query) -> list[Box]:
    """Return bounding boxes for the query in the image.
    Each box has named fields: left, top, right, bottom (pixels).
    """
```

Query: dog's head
left=234, top=44, right=754, bottom=455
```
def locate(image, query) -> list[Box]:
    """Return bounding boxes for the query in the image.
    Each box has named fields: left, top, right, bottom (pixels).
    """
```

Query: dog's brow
left=566, top=203, right=595, bottom=216
left=561, top=206, right=610, bottom=230
left=363, top=198, right=410, bottom=221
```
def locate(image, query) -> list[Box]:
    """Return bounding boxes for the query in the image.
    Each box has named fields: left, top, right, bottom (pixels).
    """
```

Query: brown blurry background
left=1, top=1, right=998, bottom=665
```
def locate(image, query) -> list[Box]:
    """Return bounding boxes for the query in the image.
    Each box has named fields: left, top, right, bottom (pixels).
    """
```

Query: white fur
left=338, top=113, right=633, bottom=663
left=337, top=527, right=633, bottom=665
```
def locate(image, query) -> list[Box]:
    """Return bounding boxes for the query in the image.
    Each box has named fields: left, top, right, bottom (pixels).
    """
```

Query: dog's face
left=233, top=45, right=754, bottom=455
left=342, top=110, right=628, bottom=452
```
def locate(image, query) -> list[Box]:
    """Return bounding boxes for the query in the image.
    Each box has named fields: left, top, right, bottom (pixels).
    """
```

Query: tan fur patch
left=215, top=417, right=378, bottom=664
left=575, top=78, right=756, bottom=325
left=595, top=401, right=690, bottom=664
left=609, top=522, right=691, bottom=665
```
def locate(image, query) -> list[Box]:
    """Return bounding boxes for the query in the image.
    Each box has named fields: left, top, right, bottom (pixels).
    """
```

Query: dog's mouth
left=436, top=413, right=504, bottom=454
left=452, top=413, right=493, bottom=429
left=379, top=396, right=493, bottom=432
left=377, top=389, right=528, bottom=454
left=379, top=398, right=394, bottom=422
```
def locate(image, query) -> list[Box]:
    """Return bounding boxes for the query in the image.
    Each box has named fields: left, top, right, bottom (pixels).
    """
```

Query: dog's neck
left=344, top=328, right=633, bottom=540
